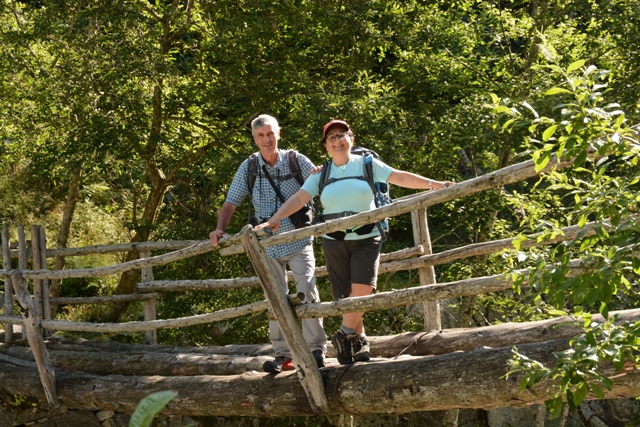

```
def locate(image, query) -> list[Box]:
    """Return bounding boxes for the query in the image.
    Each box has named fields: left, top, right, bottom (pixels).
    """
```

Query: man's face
left=253, top=124, right=279, bottom=154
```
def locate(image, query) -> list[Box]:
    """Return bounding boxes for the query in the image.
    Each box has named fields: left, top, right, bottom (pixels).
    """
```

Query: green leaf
left=567, top=59, right=586, bottom=74
left=546, top=395, right=564, bottom=420
left=533, top=149, right=551, bottom=172
left=574, top=148, right=588, bottom=166
left=582, top=312, right=592, bottom=328
left=129, top=391, right=178, bottom=427
left=591, top=383, right=605, bottom=399
left=542, top=125, right=558, bottom=141
left=534, top=294, right=542, bottom=306
left=545, top=87, right=572, bottom=96
left=573, top=382, right=588, bottom=406
left=600, top=302, right=609, bottom=319
left=578, top=214, right=588, bottom=228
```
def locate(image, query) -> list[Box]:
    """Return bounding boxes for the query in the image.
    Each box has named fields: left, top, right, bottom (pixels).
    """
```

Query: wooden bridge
left=1, top=145, right=640, bottom=422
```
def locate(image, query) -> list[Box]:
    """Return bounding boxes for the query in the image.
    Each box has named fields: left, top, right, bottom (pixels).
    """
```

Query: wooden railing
left=0, top=143, right=628, bottom=409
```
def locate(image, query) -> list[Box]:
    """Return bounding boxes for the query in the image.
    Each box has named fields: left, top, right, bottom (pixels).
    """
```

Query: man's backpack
left=317, top=146, right=393, bottom=239
left=247, top=150, right=305, bottom=194
left=246, top=150, right=313, bottom=228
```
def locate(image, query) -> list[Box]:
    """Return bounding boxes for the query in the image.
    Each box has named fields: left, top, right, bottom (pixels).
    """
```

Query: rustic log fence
left=0, top=141, right=637, bottom=414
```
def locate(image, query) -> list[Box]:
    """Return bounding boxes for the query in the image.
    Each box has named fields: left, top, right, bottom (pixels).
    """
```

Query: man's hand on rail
left=209, top=229, right=228, bottom=247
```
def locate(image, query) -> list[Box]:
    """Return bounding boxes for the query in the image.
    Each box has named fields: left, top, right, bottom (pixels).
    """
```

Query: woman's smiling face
left=323, top=125, right=352, bottom=157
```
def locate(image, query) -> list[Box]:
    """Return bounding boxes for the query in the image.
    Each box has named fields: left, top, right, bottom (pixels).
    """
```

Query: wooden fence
left=0, top=144, right=630, bottom=410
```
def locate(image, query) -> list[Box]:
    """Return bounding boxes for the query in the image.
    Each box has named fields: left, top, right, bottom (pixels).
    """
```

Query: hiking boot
left=352, top=334, right=371, bottom=362
left=331, top=330, right=354, bottom=365
left=263, top=356, right=294, bottom=373
left=312, top=350, right=326, bottom=368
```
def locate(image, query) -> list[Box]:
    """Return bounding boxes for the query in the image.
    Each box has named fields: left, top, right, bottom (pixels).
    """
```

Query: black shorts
left=322, top=236, right=382, bottom=300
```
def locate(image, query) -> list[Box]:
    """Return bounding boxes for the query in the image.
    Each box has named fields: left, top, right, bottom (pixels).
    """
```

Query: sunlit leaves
left=509, top=318, right=640, bottom=419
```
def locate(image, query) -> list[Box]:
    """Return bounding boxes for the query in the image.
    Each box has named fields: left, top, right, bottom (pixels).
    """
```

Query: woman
left=258, top=119, right=454, bottom=365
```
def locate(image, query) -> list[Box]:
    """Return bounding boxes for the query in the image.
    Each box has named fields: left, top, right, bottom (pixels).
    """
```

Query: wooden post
left=17, top=224, right=28, bottom=271
left=38, top=226, right=52, bottom=337
left=411, top=208, right=441, bottom=330
left=10, top=271, right=60, bottom=407
left=239, top=225, right=329, bottom=413
left=18, top=224, right=29, bottom=322
left=412, top=209, right=459, bottom=427
left=30, top=226, right=44, bottom=331
left=2, top=225, right=14, bottom=343
left=140, top=250, right=157, bottom=345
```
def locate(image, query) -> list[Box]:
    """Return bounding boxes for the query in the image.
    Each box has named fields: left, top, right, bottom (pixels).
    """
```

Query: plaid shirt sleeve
left=225, top=159, right=250, bottom=207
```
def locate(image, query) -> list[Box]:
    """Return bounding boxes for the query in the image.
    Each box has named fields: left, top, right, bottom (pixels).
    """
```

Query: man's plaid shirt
left=226, top=149, right=315, bottom=259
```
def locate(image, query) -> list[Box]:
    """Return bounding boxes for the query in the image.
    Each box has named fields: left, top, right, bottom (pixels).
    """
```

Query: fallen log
left=0, top=345, right=276, bottom=376
left=3, top=308, right=636, bottom=377
left=370, top=308, right=640, bottom=358
left=0, top=339, right=638, bottom=417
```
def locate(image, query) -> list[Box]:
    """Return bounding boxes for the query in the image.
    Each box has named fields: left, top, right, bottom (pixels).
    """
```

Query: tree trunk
left=50, top=167, right=82, bottom=312
left=104, top=132, right=169, bottom=322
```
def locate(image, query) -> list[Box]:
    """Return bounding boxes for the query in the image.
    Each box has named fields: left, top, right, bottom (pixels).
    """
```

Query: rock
left=96, top=409, right=115, bottom=422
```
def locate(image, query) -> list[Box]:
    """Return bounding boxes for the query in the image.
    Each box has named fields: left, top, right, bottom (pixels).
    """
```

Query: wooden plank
left=2, top=225, right=14, bottom=343
left=140, top=250, right=157, bottom=345
left=411, top=208, right=441, bottom=331
left=10, top=271, right=60, bottom=408
left=239, top=225, right=329, bottom=413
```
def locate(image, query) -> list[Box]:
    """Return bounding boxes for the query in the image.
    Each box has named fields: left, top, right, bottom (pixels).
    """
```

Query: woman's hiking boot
left=331, top=330, right=354, bottom=365
left=352, top=334, right=371, bottom=362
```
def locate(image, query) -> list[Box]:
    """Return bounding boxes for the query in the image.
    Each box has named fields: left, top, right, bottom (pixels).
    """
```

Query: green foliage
left=508, top=317, right=640, bottom=419
left=2, top=2, right=640, bottom=420
left=129, top=391, right=179, bottom=427
left=490, top=56, right=640, bottom=418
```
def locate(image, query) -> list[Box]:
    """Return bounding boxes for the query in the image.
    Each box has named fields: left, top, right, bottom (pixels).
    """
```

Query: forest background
left=1, top=0, right=640, bottom=422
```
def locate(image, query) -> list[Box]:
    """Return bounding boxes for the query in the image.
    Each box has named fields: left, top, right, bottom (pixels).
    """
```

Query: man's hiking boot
left=263, top=356, right=294, bottom=373
left=331, top=330, right=354, bottom=365
left=352, top=334, right=371, bottom=362
left=312, top=350, right=326, bottom=368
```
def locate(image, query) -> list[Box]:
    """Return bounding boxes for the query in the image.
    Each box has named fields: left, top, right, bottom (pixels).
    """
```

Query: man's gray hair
left=251, top=114, right=280, bottom=133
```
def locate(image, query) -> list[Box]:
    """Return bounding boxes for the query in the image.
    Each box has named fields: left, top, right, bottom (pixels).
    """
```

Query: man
left=210, top=114, right=327, bottom=373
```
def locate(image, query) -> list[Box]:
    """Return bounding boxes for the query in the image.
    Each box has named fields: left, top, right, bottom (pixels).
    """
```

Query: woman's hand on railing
left=254, top=216, right=282, bottom=234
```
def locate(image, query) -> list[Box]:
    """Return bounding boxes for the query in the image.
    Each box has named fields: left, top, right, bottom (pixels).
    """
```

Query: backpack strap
left=247, top=153, right=259, bottom=194
left=287, top=150, right=305, bottom=187
left=362, top=154, right=387, bottom=241
left=317, top=159, right=333, bottom=197
left=362, top=154, right=377, bottom=202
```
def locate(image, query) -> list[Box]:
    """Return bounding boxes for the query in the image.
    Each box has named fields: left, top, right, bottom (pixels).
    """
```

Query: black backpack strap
left=247, top=153, right=259, bottom=194
left=246, top=154, right=260, bottom=225
left=317, top=159, right=333, bottom=197
left=260, top=165, right=287, bottom=205
left=287, top=150, right=304, bottom=187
